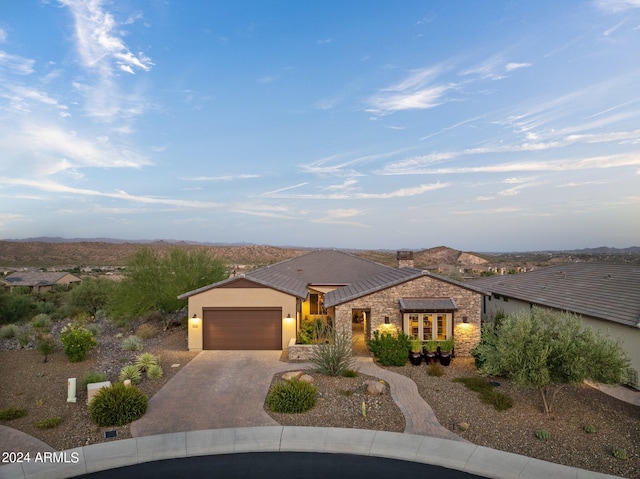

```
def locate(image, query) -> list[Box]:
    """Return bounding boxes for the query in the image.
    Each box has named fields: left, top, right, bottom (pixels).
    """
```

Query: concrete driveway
left=130, top=351, right=309, bottom=437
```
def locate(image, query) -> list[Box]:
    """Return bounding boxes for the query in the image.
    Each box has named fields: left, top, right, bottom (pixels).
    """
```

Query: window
left=403, top=312, right=452, bottom=340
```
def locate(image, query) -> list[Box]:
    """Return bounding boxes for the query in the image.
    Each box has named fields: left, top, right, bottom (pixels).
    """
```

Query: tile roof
left=245, top=249, right=392, bottom=285
left=324, top=267, right=425, bottom=307
left=1, top=271, right=79, bottom=287
left=399, top=298, right=458, bottom=311
left=469, top=263, right=640, bottom=328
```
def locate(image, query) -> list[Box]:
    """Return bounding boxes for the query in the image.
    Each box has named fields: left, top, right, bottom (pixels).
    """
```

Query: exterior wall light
left=384, top=316, right=390, bottom=324
left=462, top=316, right=468, bottom=324
left=190, top=314, right=200, bottom=328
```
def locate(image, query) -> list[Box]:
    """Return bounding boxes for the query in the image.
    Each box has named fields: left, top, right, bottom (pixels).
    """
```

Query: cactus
left=361, top=401, right=367, bottom=417
left=612, top=447, right=627, bottom=460
left=535, top=429, right=550, bottom=441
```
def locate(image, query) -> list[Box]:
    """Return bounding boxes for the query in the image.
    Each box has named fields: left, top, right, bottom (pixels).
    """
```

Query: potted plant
left=409, top=339, right=422, bottom=366
left=438, top=337, right=454, bottom=366
left=423, top=340, right=438, bottom=364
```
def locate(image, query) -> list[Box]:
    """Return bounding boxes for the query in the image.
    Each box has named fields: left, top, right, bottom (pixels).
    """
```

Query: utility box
left=87, top=381, right=112, bottom=405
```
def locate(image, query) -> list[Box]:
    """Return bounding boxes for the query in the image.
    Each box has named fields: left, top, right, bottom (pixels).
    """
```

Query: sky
left=1, top=1, right=639, bottom=252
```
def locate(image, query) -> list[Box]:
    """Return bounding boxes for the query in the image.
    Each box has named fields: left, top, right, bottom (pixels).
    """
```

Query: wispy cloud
left=461, top=54, right=532, bottom=80
left=261, top=182, right=449, bottom=200
left=313, top=208, right=369, bottom=227
left=0, top=51, right=36, bottom=75
left=367, top=66, right=454, bottom=115
left=594, top=0, right=640, bottom=12
left=180, top=174, right=260, bottom=182
left=0, top=176, right=220, bottom=209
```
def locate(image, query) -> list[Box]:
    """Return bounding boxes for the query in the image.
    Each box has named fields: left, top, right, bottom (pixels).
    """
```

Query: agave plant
left=135, top=352, right=159, bottom=372
left=119, top=364, right=142, bottom=384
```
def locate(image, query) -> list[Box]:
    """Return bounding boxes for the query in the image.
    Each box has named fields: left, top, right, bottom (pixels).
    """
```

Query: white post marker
left=67, top=377, right=77, bottom=403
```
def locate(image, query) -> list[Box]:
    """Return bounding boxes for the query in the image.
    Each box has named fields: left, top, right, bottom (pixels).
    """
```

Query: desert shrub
left=266, top=379, right=317, bottom=413
left=36, top=334, right=56, bottom=362
left=16, top=327, right=32, bottom=348
left=119, top=365, right=142, bottom=384
left=35, top=417, right=62, bottom=429
left=583, top=424, right=597, bottom=434
left=85, top=323, right=101, bottom=337
left=31, top=313, right=52, bottom=332
left=343, top=369, right=358, bottom=378
left=310, top=324, right=354, bottom=376
left=60, top=323, right=97, bottom=362
left=296, top=317, right=326, bottom=344
left=0, top=407, right=27, bottom=421
left=134, top=352, right=159, bottom=372
left=136, top=323, right=158, bottom=339
left=122, top=335, right=143, bottom=351
left=453, top=377, right=513, bottom=411
left=368, top=330, right=410, bottom=366
left=89, top=383, right=148, bottom=427
left=0, top=324, right=19, bottom=339
left=427, top=363, right=445, bottom=377
left=80, top=371, right=109, bottom=391
left=146, top=364, right=163, bottom=380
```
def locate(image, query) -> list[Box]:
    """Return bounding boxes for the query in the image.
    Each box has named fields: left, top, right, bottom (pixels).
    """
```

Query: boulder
left=299, top=374, right=314, bottom=384
left=364, top=380, right=386, bottom=395
left=282, top=371, right=304, bottom=380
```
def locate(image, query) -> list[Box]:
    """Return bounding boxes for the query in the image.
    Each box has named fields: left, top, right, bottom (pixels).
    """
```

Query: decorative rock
left=364, top=380, right=386, bottom=395
left=282, top=371, right=304, bottom=380
left=171, top=364, right=181, bottom=368
left=299, top=374, right=314, bottom=384
left=457, top=421, right=469, bottom=432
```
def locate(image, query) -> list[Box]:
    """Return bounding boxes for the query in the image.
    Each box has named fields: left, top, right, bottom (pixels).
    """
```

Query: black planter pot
left=423, top=350, right=437, bottom=365
left=409, top=351, right=422, bottom=366
left=439, top=352, right=452, bottom=366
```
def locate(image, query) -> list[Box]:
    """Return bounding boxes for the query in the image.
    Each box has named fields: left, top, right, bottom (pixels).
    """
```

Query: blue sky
left=1, top=1, right=639, bottom=252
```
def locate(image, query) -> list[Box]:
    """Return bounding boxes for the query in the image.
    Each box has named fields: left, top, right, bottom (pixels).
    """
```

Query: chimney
left=397, top=250, right=414, bottom=268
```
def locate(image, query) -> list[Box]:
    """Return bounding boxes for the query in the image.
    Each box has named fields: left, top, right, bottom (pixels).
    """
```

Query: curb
left=0, top=426, right=623, bottom=479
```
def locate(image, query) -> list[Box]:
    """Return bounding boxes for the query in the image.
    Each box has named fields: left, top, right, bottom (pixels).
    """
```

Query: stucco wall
left=483, top=295, right=640, bottom=389
left=187, top=287, right=298, bottom=351
left=333, top=275, right=482, bottom=356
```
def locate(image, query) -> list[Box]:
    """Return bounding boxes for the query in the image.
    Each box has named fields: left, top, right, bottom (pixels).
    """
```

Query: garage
left=202, top=307, right=283, bottom=350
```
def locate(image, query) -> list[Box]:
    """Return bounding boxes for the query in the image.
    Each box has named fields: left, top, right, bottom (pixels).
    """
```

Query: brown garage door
left=202, top=308, right=282, bottom=350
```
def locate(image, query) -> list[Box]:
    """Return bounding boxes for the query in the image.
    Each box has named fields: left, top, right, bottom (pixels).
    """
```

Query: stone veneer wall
left=287, top=338, right=316, bottom=361
left=333, top=275, right=482, bottom=356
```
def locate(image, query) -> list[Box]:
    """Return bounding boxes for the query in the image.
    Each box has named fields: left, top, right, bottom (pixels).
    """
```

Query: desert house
left=178, top=250, right=485, bottom=357
left=1, top=271, right=82, bottom=294
left=470, top=263, right=640, bottom=389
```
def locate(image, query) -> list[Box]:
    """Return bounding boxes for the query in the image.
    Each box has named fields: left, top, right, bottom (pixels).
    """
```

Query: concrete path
left=355, top=357, right=463, bottom=441
left=0, top=425, right=54, bottom=456
left=130, top=351, right=311, bottom=437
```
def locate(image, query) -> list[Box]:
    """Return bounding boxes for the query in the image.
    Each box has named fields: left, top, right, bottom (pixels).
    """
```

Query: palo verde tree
left=473, top=307, right=629, bottom=413
left=113, top=247, right=228, bottom=329
left=68, top=277, right=117, bottom=319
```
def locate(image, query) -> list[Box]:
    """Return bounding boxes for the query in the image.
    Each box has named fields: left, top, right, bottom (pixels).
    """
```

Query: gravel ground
left=2, top=322, right=638, bottom=478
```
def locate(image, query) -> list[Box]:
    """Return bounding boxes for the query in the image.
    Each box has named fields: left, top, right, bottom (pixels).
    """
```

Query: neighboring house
left=178, top=250, right=484, bottom=356
left=469, top=263, right=640, bottom=389
left=1, top=271, right=82, bottom=294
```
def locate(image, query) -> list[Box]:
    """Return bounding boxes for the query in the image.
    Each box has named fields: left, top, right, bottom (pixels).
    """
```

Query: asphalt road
left=76, top=452, right=485, bottom=479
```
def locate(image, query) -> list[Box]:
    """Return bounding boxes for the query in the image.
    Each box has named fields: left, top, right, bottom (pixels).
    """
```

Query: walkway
left=0, top=425, right=54, bottom=455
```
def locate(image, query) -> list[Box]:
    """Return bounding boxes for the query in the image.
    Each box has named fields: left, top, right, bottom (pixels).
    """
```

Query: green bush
left=80, top=371, right=109, bottom=391
left=89, top=383, right=148, bottom=427
left=31, top=314, right=52, bottom=332
left=85, top=323, right=102, bottom=337
left=134, top=352, right=159, bottom=372
left=0, top=324, right=19, bottom=338
left=119, top=365, right=142, bottom=384
left=146, top=364, right=163, bottom=380
left=0, top=407, right=27, bottom=421
left=266, top=379, right=317, bottom=413
left=343, top=369, right=358, bottom=378
left=612, top=447, right=627, bottom=460
left=122, top=335, right=143, bottom=351
left=583, top=424, right=597, bottom=434
left=368, top=330, right=410, bottom=366
left=36, top=334, right=56, bottom=362
left=35, top=417, right=62, bottom=429
left=60, top=323, right=97, bottom=362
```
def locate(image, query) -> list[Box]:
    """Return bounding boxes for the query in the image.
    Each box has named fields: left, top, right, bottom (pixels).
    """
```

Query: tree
left=473, top=307, right=629, bottom=413
left=113, top=247, right=228, bottom=329
left=68, top=278, right=116, bottom=319
left=36, top=334, right=56, bottom=363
